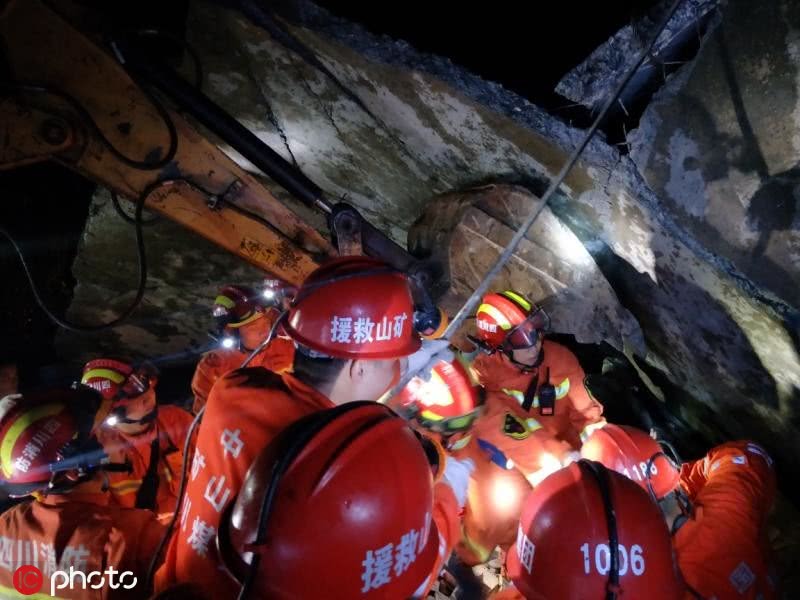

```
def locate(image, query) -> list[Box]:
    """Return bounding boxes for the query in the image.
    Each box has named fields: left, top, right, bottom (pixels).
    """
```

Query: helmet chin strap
left=503, top=345, right=544, bottom=372
left=108, top=406, right=158, bottom=427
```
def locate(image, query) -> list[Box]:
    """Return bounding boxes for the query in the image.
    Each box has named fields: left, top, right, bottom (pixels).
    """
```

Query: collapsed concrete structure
left=58, top=0, right=799, bottom=563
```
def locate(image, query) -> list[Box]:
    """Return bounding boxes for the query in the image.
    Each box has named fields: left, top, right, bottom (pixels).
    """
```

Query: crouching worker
left=216, top=402, right=471, bottom=599
left=581, top=425, right=779, bottom=600
left=0, top=389, right=165, bottom=599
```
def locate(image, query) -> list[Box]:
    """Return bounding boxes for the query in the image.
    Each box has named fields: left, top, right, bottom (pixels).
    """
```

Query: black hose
left=111, top=191, right=159, bottom=225
left=0, top=187, right=148, bottom=333
left=113, top=39, right=332, bottom=214
left=0, top=80, right=178, bottom=170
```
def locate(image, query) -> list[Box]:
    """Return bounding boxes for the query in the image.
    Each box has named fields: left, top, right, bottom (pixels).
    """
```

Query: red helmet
left=393, top=356, right=483, bottom=435
left=80, top=358, right=158, bottom=426
left=213, top=285, right=264, bottom=329
left=284, top=257, right=421, bottom=359
left=217, top=402, right=440, bottom=599
left=475, top=291, right=550, bottom=351
left=507, top=461, right=684, bottom=600
left=0, top=388, right=106, bottom=496
left=580, top=425, right=681, bottom=500
left=262, top=278, right=296, bottom=305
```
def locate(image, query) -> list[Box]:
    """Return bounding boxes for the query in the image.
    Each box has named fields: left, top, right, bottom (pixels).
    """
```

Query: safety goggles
left=417, top=408, right=481, bottom=434
left=503, top=307, right=551, bottom=350
left=116, top=363, right=157, bottom=400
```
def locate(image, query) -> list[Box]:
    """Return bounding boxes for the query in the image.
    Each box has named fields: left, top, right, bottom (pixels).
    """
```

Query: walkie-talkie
left=538, top=367, right=556, bottom=416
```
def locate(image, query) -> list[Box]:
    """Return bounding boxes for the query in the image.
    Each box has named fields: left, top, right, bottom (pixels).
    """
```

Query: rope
left=380, top=0, right=686, bottom=403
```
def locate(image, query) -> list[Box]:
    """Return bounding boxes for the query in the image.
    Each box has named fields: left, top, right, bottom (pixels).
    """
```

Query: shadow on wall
left=715, top=22, right=800, bottom=262
left=592, top=239, right=788, bottom=443
left=643, top=20, right=800, bottom=310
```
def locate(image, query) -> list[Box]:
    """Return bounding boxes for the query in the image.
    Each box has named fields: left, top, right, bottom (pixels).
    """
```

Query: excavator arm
left=0, top=0, right=427, bottom=288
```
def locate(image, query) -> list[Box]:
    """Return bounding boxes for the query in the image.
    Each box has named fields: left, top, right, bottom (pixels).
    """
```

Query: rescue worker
left=0, top=389, right=165, bottom=599
left=471, top=290, right=606, bottom=448
left=217, top=401, right=470, bottom=599
left=498, top=460, right=685, bottom=599
left=191, top=284, right=294, bottom=413
left=581, top=425, right=779, bottom=600
left=454, top=411, right=577, bottom=565
left=392, top=354, right=484, bottom=453
left=155, top=256, right=471, bottom=598
left=81, top=358, right=193, bottom=519
left=453, top=291, right=604, bottom=565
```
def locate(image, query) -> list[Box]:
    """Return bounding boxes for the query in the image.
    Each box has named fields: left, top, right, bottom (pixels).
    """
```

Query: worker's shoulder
left=0, top=499, right=30, bottom=526
left=542, top=339, right=581, bottom=367
left=207, top=367, right=293, bottom=411
left=197, top=348, right=244, bottom=369
left=219, top=366, right=289, bottom=391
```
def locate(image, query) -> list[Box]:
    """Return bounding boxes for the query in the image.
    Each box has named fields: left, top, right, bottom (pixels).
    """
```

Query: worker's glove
left=406, top=339, right=455, bottom=381
left=442, top=456, right=475, bottom=510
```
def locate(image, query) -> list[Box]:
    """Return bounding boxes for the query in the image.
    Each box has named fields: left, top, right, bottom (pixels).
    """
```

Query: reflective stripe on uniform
left=460, top=523, right=493, bottom=563
left=109, top=479, right=142, bottom=495
left=477, top=304, right=513, bottom=330
left=526, top=418, right=543, bottom=432
left=502, top=388, right=533, bottom=407
left=502, top=378, right=570, bottom=409
left=554, top=378, right=570, bottom=399
left=579, top=419, right=607, bottom=444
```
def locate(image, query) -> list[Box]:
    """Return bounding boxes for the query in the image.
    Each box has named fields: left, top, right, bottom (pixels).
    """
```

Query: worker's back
left=0, top=492, right=165, bottom=599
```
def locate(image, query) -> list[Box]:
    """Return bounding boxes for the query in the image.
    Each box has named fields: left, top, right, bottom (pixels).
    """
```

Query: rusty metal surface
left=145, top=180, right=322, bottom=284
left=0, top=0, right=334, bottom=283
left=0, top=97, right=77, bottom=169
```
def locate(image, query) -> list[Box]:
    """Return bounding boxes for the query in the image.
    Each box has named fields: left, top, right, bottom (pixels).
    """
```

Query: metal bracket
left=330, top=203, right=364, bottom=256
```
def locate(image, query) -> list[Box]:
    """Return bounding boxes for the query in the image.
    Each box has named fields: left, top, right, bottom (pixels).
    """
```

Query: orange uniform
left=190, top=309, right=294, bottom=414
left=453, top=390, right=575, bottom=565
left=157, top=367, right=461, bottom=598
left=471, top=340, right=605, bottom=448
left=0, top=490, right=165, bottom=599
left=423, top=482, right=461, bottom=595
left=674, top=441, right=778, bottom=600
left=157, top=367, right=327, bottom=597
left=97, top=405, right=194, bottom=519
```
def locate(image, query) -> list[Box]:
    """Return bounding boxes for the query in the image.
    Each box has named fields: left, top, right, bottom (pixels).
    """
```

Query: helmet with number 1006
left=507, top=461, right=684, bottom=599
